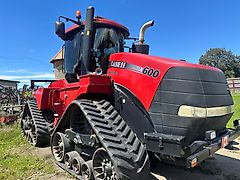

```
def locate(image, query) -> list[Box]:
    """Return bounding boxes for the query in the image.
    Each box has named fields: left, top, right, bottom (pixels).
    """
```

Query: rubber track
left=77, top=99, right=150, bottom=180
left=25, top=99, right=51, bottom=147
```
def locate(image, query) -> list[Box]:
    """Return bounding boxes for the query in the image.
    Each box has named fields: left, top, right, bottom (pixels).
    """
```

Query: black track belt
left=53, top=99, right=150, bottom=180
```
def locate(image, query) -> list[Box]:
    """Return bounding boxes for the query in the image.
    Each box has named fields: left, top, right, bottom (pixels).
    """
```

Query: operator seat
left=94, top=29, right=119, bottom=74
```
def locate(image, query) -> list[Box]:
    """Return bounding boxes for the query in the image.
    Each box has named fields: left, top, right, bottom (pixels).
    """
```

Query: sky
left=0, top=0, right=239, bottom=87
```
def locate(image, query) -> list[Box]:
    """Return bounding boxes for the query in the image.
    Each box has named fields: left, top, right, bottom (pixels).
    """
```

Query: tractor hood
left=108, top=52, right=224, bottom=110
left=109, top=52, right=220, bottom=72
left=108, top=52, right=233, bottom=146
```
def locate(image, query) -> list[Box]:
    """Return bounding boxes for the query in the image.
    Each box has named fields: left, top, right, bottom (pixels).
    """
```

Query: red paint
left=94, top=17, right=129, bottom=34
left=66, top=17, right=129, bottom=35
left=0, top=116, right=17, bottom=124
left=35, top=75, right=113, bottom=126
left=35, top=50, right=222, bottom=127
left=66, top=24, right=79, bottom=33
left=107, top=52, right=220, bottom=111
left=38, top=15, right=222, bottom=126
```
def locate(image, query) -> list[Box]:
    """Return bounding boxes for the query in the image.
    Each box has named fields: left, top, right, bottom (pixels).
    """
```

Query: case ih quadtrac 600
left=21, top=6, right=240, bottom=180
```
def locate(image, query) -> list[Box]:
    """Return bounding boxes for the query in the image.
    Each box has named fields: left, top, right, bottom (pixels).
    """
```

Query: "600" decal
left=142, top=67, right=160, bottom=78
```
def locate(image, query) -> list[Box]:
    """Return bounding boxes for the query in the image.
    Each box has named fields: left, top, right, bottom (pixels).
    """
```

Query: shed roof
left=50, top=49, right=64, bottom=63
left=0, top=79, right=20, bottom=84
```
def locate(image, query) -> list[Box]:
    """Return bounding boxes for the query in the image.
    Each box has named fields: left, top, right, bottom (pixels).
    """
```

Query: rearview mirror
left=55, top=21, right=66, bottom=40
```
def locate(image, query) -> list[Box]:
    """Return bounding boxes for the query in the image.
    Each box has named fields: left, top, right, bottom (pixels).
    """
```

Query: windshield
left=64, top=28, right=125, bottom=75
left=64, top=31, right=83, bottom=74
left=93, top=28, right=124, bottom=73
left=93, top=28, right=124, bottom=53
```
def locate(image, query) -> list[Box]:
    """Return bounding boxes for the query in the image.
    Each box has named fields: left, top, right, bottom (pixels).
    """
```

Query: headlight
left=205, top=130, right=216, bottom=140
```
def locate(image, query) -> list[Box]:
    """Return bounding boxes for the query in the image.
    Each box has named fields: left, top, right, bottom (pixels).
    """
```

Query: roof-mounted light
left=76, top=10, right=81, bottom=21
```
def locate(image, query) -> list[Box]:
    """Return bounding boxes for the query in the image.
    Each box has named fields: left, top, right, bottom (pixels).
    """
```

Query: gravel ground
left=32, top=137, right=240, bottom=180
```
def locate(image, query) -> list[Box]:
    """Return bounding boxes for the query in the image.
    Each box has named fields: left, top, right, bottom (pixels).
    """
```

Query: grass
left=227, top=93, right=240, bottom=128
left=0, top=123, right=55, bottom=180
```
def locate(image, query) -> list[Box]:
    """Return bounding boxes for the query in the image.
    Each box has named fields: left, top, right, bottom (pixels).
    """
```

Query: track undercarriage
left=51, top=99, right=150, bottom=180
left=21, top=99, right=150, bottom=180
left=21, top=99, right=53, bottom=147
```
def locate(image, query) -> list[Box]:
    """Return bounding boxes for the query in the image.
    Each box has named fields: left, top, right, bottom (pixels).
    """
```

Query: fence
left=227, top=78, right=240, bottom=93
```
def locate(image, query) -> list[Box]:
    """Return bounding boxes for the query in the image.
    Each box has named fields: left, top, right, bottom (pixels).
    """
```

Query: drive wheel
left=93, top=148, right=117, bottom=180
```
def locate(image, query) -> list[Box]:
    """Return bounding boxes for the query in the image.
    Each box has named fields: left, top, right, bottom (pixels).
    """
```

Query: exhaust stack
left=132, top=20, right=154, bottom=55
left=139, top=20, right=154, bottom=44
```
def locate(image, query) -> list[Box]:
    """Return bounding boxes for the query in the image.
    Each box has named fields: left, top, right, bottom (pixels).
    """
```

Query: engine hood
left=109, top=52, right=220, bottom=72
left=108, top=52, right=225, bottom=110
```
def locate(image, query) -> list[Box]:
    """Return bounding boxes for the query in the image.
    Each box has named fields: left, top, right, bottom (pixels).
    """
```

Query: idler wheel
left=82, top=160, right=93, bottom=180
left=51, top=132, right=72, bottom=162
left=64, top=151, right=79, bottom=169
left=72, top=156, right=85, bottom=175
left=93, top=148, right=117, bottom=180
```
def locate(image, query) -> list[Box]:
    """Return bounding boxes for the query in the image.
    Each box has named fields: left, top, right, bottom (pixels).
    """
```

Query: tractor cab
left=55, top=9, right=129, bottom=82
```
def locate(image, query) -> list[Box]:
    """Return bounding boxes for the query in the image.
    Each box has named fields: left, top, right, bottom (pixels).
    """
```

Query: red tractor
left=21, top=6, right=240, bottom=180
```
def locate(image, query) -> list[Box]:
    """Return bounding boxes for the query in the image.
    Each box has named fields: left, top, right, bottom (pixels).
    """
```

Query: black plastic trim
left=149, top=67, right=233, bottom=146
left=113, top=83, right=154, bottom=142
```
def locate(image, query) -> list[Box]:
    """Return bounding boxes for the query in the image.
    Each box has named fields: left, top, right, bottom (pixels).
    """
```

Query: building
left=0, top=79, right=19, bottom=89
left=0, top=79, right=20, bottom=105
left=227, top=78, right=240, bottom=92
left=50, top=49, right=65, bottom=80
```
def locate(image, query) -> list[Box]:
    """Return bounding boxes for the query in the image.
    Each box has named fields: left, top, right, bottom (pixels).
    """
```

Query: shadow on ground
left=149, top=152, right=240, bottom=180
left=31, top=139, right=240, bottom=180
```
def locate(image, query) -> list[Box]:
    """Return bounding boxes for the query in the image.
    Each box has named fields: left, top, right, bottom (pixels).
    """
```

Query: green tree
left=199, top=48, right=240, bottom=78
